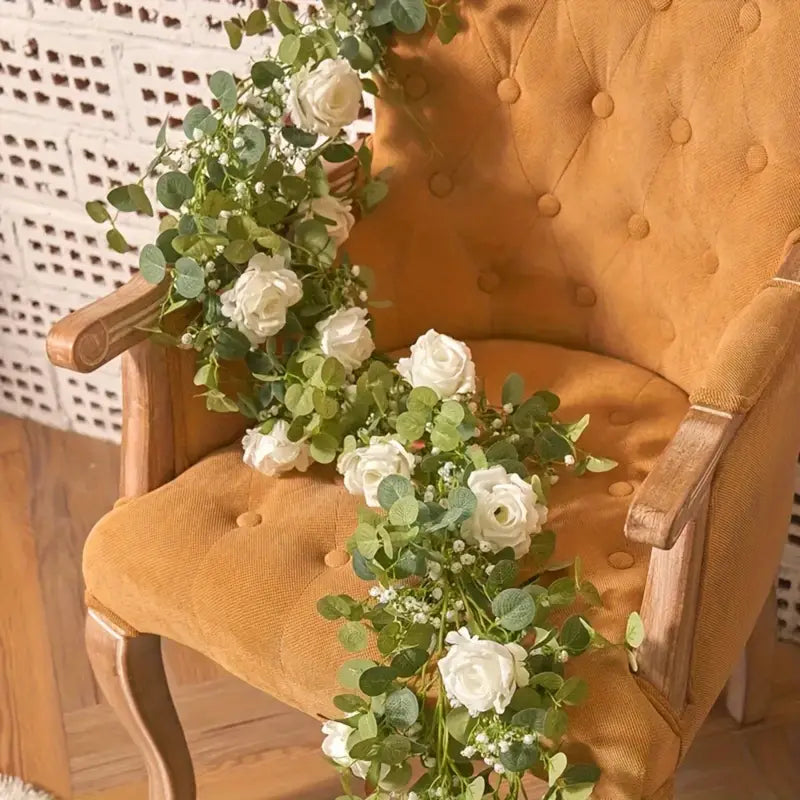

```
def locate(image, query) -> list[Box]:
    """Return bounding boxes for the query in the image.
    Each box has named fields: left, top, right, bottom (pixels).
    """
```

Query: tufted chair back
left=350, top=0, right=800, bottom=393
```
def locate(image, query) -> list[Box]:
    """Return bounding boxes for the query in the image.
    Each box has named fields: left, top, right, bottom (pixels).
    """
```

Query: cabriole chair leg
left=725, top=587, right=777, bottom=726
left=85, top=610, right=196, bottom=799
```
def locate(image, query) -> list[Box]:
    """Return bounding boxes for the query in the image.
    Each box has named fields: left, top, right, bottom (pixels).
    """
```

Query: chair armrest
left=626, top=242, right=800, bottom=550
left=625, top=406, right=742, bottom=549
left=46, top=274, right=167, bottom=373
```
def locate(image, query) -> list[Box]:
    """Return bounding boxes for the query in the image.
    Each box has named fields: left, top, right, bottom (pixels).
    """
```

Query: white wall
left=0, top=0, right=343, bottom=441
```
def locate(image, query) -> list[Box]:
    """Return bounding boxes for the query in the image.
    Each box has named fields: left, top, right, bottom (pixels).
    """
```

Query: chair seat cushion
left=84, top=339, right=687, bottom=797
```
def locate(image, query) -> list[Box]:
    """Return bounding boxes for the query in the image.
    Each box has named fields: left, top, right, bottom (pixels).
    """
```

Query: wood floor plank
left=23, top=422, right=118, bottom=712
left=0, top=416, right=72, bottom=797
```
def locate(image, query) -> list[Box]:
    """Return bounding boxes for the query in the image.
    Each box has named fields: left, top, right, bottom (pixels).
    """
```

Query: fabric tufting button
left=575, top=286, right=597, bottom=307
left=496, top=77, right=521, bottom=104
left=650, top=0, right=672, bottom=9
left=746, top=144, right=768, bottom=173
left=477, top=270, right=501, bottom=294
left=537, top=193, right=561, bottom=217
left=739, top=1, right=761, bottom=32
left=236, top=511, right=262, bottom=527
left=609, top=410, right=633, bottom=425
left=702, top=250, right=720, bottom=274
left=608, top=551, right=635, bottom=570
left=404, top=74, right=428, bottom=100
left=429, top=172, right=453, bottom=198
left=628, top=214, right=650, bottom=240
left=324, top=549, right=351, bottom=568
left=591, top=91, right=614, bottom=119
left=608, top=481, right=634, bottom=498
left=669, top=117, right=692, bottom=144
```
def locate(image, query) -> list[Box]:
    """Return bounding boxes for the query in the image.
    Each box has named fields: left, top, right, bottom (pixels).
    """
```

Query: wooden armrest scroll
left=46, top=274, right=167, bottom=373
left=625, top=405, right=743, bottom=550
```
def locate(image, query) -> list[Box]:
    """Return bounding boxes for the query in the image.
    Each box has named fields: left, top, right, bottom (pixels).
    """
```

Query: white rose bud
left=461, top=466, right=548, bottom=560
left=438, top=628, right=530, bottom=716
left=304, top=194, right=355, bottom=248
left=397, top=329, right=476, bottom=400
left=320, top=720, right=388, bottom=780
left=316, top=307, right=374, bottom=372
left=220, top=253, right=303, bottom=345
left=336, top=437, right=415, bottom=508
left=288, top=57, right=362, bottom=137
left=242, top=421, right=311, bottom=477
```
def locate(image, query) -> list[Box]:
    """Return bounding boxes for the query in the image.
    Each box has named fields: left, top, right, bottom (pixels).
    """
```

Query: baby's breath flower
left=452, top=539, right=465, bottom=553
left=218, top=152, right=230, bottom=166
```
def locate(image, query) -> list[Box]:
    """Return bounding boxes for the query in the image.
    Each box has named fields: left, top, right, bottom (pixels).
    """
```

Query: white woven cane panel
left=0, top=343, right=67, bottom=428
left=777, top=460, right=800, bottom=645
left=119, top=41, right=244, bottom=140
left=13, top=202, right=144, bottom=297
left=36, top=0, right=186, bottom=39
left=69, top=130, right=156, bottom=199
left=0, top=278, right=92, bottom=348
left=0, top=207, right=23, bottom=281
left=0, top=19, right=124, bottom=132
left=1, top=0, right=31, bottom=18
left=55, top=358, right=122, bottom=441
left=0, top=114, right=75, bottom=202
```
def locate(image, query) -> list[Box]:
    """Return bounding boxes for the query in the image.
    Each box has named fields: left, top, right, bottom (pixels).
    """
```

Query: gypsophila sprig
left=86, top=2, right=643, bottom=798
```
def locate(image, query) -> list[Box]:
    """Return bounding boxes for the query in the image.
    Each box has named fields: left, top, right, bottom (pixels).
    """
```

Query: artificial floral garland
left=86, top=2, right=644, bottom=798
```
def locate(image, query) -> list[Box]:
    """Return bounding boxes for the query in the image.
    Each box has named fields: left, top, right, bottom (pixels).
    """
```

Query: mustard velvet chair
left=47, top=2, right=800, bottom=798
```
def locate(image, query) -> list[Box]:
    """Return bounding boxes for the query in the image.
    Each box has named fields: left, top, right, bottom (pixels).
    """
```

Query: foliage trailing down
left=85, top=1, right=644, bottom=798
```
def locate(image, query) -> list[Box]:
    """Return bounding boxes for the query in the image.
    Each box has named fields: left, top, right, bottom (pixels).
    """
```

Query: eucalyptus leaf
left=138, top=243, right=166, bottom=283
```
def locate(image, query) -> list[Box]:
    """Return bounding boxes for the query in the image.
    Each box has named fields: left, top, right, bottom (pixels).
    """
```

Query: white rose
left=288, top=57, right=363, bottom=137
left=316, top=307, right=374, bottom=371
left=242, top=421, right=311, bottom=476
left=220, top=253, right=303, bottom=345
left=304, top=194, right=355, bottom=247
left=337, top=437, right=415, bottom=508
left=320, top=720, right=372, bottom=779
left=397, top=329, right=477, bottom=399
left=461, top=466, right=548, bottom=559
left=438, top=627, right=530, bottom=716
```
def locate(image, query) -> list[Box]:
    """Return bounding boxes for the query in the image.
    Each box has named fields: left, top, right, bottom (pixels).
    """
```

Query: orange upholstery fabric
left=348, top=0, right=800, bottom=398
left=85, top=340, right=688, bottom=798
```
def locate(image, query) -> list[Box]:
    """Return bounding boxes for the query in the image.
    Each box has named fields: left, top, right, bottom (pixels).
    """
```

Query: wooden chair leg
left=725, top=587, right=777, bottom=725
left=85, top=610, right=196, bottom=799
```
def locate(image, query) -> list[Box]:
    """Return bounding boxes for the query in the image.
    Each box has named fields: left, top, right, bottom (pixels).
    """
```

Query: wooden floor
left=1, top=414, right=799, bottom=800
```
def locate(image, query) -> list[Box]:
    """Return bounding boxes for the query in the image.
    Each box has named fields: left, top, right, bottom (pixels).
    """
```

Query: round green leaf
left=337, top=658, right=376, bottom=690
left=85, top=200, right=109, bottom=224
left=626, top=611, right=644, bottom=649
left=106, top=229, right=129, bottom=253
left=549, top=752, right=568, bottom=785
left=138, top=243, right=166, bottom=284
left=384, top=687, right=419, bottom=730
left=502, top=372, right=525, bottom=406
left=311, top=432, right=339, bottom=464
left=377, top=474, right=413, bottom=511
left=359, top=665, right=397, bottom=697
left=209, top=70, right=237, bottom=111
left=107, top=184, right=136, bottom=212
left=333, top=694, right=365, bottom=713
left=561, top=615, right=592, bottom=655
left=236, top=124, right=266, bottom=166
left=156, top=171, right=195, bottom=211
left=491, top=588, right=536, bottom=632
left=390, top=0, right=427, bottom=33
left=390, top=647, right=428, bottom=677
left=251, top=60, right=283, bottom=88
left=174, top=256, right=204, bottom=298
left=395, top=411, right=426, bottom=442
left=389, top=495, right=418, bottom=527
left=499, top=740, right=538, bottom=773
left=338, top=621, right=368, bottom=652
left=378, top=734, right=411, bottom=765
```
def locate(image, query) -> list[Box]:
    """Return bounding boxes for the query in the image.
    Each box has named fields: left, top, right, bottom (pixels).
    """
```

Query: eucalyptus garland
left=86, top=2, right=644, bottom=798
